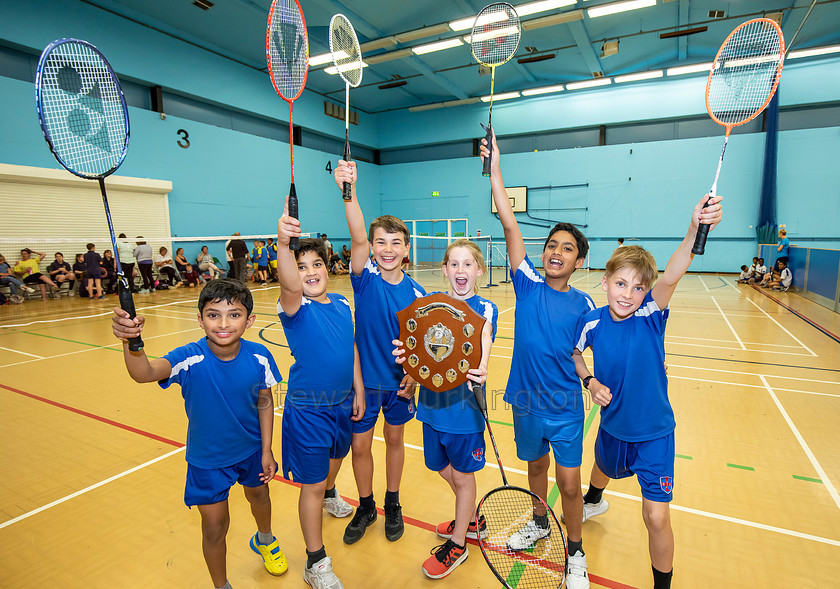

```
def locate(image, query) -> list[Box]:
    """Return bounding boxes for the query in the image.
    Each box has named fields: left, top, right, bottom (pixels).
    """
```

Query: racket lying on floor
left=267, top=0, right=309, bottom=251
left=472, top=384, right=567, bottom=588
left=35, top=38, right=143, bottom=351
left=329, top=14, right=363, bottom=201
left=693, top=17, right=784, bottom=255
left=471, top=2, right=521, bottom=177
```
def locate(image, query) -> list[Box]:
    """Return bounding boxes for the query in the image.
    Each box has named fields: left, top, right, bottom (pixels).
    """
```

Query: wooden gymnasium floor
left=1, top=269, right=839, bottom=588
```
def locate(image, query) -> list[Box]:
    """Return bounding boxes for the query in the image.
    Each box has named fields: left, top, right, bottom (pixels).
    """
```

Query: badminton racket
left=694, top=17, right=784, bottom=255
left=267, top=0, right=309, bottom=251
left=471, top=2, right=521, bottom=177
left=35, top=38, right=142, bottom=351
left=473, top=384, right=567, bottom=588
left=329, top=14, right=363, bottom=201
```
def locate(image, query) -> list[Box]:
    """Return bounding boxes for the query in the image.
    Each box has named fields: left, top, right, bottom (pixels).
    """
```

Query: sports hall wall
left=2, top=1, right=839, bottom=274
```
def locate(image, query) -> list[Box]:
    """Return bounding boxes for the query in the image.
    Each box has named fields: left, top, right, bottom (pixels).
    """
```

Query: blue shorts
left=594, top=427, right=675, bottom=502
left=282, top=395, right=353, bottom=484
left=511, top=405, right=583, bottom=467
left=184, top=448, right=271, bottom=507
left=353, top=388, right=415, bottom=433
left=422, top=423, right=486, bottom=474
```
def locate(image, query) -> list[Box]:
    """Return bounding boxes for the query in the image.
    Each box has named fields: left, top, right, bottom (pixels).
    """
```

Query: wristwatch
left=582, top=376, right=593, bottom=389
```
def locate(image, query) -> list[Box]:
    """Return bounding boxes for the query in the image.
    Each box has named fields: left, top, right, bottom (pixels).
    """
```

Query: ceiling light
left=588, top=0, right=656, bottom=19
left=722, top=54, right=781, bottom=68
left=412, top=38, right=463, bottom=55
left=523, top=9, right=583, bottom=30
left=359, top=37, right=397, bottom=52
left=309, top=52, right=341, bottom=67
left=666, top=62, right=712, bottom=76
left=522, top=84, right=564, bottom=96
left=480, top=91, right=520, bottom=102
left=394, top=24, right=451, bottom=44
left=465, top=26, right=521, bottom=45
left=324, top=62, right=369, bottom=75
left=449, top=12, right=509, bottom=32
left=443, top=97, right=482, bottom=107
left=517, top=53, right=556, bottom=64
left=516, top=0, right=576, bottom=17
left=365, top=48, right=413, bottom=65
left=788, top=44, right=840, bottom=59
left=409, top=103, right=446, bottom=112
left=565, top=78, right=612, bottom=90
left=614, top=70, right=663, bottom=83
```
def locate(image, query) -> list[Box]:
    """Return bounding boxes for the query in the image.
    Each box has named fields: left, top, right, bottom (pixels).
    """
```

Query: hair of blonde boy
left=779, top=229, right=787, bottom=236
left=368, top=215, right=410, bottom=244
left=605, top=245, right=658, bottom=289
left=442, top=239, right=487, bottom=294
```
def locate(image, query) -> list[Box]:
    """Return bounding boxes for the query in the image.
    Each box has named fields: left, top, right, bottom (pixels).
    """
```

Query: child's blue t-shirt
left=505, top=256, right=595, bottom=420
left=417, top=294, right=498, bottom=434
left=159, top=337, right=282, bottom=469
left=575, top=290, right=675, bottom=442
left=84, top=251, right=102, bottom=277
left=267, top=244, right=277, bottom=262
left=351, top=258, right=426, bottom=391
left=252, top=247, right=268, bottom=266
left=278, top=293, right=355, bottom=407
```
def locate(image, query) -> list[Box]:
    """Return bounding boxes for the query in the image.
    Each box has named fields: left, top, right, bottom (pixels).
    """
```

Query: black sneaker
left=384, top=503, right=404, bottom=542
left=343, top=507, right=377, bottom=545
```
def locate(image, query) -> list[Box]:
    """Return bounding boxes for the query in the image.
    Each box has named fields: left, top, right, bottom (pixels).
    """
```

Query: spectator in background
left=73, top=253, right=88, bottom=297
left=0, top=253, right=33, bottom=297
left=737, top=265, right=751, bottom=283
left=224, top=234, right=235, bottom=276
left=341, top=245, right=351, bottom=265
left=197, top=245, right=223, bottom=280
left=750, top=258, right=768, bottom=285
left=117, top=233, right=136, bottom=293
left=321, top=233, right=334, bottom=258
left=617, top=238, right=625, bottom=247
left=174, top=247, right=189, bottom=274
left=251, top=240, right=268, bottom=286
left=775, top=229, right=789, bottom=270
left=47, top=252, right=77, bottom=295
left=134, top=237, right=155, bottom=294
left=182, top=263, right=200, bottom=288
left=102, top=249, right=118, bottom=294
left=266, top=237, right=278, bottom=282
left=84, top=243, right=105, bottom=299
left=226, top=232, right=249, bottom=282
left=155, top=246, right=184, bottom=288
left=765, top=259, right=792, bottom=291
left=14, top=248, right=59, bottom=300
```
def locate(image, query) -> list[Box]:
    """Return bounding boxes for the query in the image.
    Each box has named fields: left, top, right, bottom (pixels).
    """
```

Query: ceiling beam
left=782, top=0, right=818, bottom=50
left=566, top=19, right=604, bottom=77
left=678, top=0, right=690, bottom=60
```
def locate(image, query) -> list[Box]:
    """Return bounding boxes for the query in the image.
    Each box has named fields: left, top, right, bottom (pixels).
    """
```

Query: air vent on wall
left=324, top=101, right=359, bottom=125
left=193, top=0, right=214, bottom=10
left=708, top=10, right=725, bottom=18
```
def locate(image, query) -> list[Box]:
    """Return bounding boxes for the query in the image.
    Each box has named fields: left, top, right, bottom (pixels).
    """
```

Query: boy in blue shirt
left=334, top=160, right=427, bottom=545
left=266, top=237, right=278, bottom=282
left=573, top=195, right=723, bottom=589
left=276, top=197, right=366, bottom=588
left=481, top=132, right=594, bottom=589
left=252, top=240, right=269, bottom=286
left=111, top=279, right=286, bottom=589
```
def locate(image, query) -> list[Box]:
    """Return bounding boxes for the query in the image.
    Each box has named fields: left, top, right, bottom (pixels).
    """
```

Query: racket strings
left=707, top=20, right=783, bottom=126
left=329, top=15, right=363, bottom=87
left=267, top=0, right=308, bottom=100
left=38, top=42, right=126, bottom=178
left=471, top=3, right=521, bottom=67
left=477, top=488, right=567, bottom=588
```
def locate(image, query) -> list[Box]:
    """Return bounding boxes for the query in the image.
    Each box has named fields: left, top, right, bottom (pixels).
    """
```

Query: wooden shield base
left=396, top=293, right=485, bottom=393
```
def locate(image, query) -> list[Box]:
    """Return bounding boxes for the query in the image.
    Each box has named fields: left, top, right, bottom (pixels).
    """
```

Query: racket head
left=35, top=38, right=129, bottom=180
left=329, top=14, right=363, bottom=88
left=266, top=0, right=309, bottom=102
left=476, top=485, right=567, bottom=588
left=706, top=18, right=784, bottom=130
left=471, top=2, right=522, bottom=67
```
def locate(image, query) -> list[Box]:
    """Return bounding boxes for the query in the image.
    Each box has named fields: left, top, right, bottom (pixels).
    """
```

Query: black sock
left=568, top=539, right=584, bottom=556
left=306, top=545, right=327, bottom=569
left=324, top=486, right=337, bottom=499
left=652, top=566, right=673, bottom=589
left=68, top=280, right=75, bottom=292
left=534, top=512, right=549, bottom=529
left=359, top=494, right=375, bottom=512
left=384, top=490, right=400, bottom=506
left=583, top=484, right=604, bottom=504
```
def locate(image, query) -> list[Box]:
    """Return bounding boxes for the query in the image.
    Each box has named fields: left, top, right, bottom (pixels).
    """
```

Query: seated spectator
left=0, top=253, right=34, bottom=297
left=750, top=258, right=768, bottom=284
left=174, top=247, right=190, bottom=274
left=47, top=252, right=77, bottom=295
left=331, top=258, right=349, bottom=275
left=748, top=257, right=758, bottom=278
left=765, top=260, right=792, bottom=291
left=341, top=245, right=351, bottom=265
left=196, top=245, right=223, bottom=280
left=73, top=253, right=88, bottom=297
left=84, top=243, right=105, bottom=300
left=101, top=249, right=118, bottom=294
left=154, top=246, right=183, bottom=288
left=737, top=265, right=751, bottom=283
left=134, top=237, right=154, bottom=293
left=182, top=263, right=201, bottom=288
left=14, top=248, right=59, bottom=300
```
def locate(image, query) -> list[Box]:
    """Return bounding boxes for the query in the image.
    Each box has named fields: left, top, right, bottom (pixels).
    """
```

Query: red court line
left=3, top=382, right=635, bottom=588
left=751, top=285, right=840, bottom=344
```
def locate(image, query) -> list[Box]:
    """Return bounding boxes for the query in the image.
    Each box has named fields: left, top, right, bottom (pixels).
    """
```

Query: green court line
left=792, top=475, right=823, bottom=484
left=21, top=331, right=160, bottom=359
left=675, top=454, right=693, bottom=460
left=726, top=463, right=755, bottom=471
left=495, top=335, right=514, bottom=340
left=490, top=419, right=514, bottom=427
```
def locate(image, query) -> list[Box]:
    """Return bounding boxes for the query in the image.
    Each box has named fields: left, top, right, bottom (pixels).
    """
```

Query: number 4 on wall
left=325, top=161, right=332, bottom=174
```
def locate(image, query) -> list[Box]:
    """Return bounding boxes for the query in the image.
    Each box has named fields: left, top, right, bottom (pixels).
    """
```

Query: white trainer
left=304, top=556, right=344, bottom=589
left=323, top=491, right=353, bottom=518
left=561, top=499, right=610, bottom=524
left=565, top=550, right=590, bottom=589
left=506, top=520, right=551, bottom=551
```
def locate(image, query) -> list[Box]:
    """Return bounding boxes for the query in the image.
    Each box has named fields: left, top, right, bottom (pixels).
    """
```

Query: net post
left=483, top=235, right=497, bottom=288
left=501, top=246, right=511, bottom=283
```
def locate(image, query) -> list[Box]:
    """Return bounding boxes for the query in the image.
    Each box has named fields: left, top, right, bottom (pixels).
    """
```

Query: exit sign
left=431, top=191, right=440, bottom=197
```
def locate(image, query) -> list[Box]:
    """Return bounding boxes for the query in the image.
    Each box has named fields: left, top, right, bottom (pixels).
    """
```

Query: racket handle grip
left=482, top=125, right=493, bottom=177
left=288, top=183, right=299, bottom=251
left=342, top=143, right=352, bottom=201
left=472, top=383, right=489, bottom=419
left=691, top=194, right=714, bottom=255
left=118, top=280, right=144, bottom=352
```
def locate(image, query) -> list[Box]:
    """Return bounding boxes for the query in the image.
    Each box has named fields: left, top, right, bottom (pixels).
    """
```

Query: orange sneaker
left=435, top=515, right=487, bottom=540
left=422, top=540, right=468, bottom=579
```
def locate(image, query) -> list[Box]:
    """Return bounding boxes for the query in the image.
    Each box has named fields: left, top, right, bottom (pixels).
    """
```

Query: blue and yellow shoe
left=249, top=533, right=288, bottom=576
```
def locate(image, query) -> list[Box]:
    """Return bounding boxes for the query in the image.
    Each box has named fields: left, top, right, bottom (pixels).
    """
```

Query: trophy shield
left=396, top=293, right=486, bottom=393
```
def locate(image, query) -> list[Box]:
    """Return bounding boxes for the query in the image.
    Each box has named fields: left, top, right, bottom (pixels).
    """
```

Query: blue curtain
left=756, top=87, right=780, bottom=244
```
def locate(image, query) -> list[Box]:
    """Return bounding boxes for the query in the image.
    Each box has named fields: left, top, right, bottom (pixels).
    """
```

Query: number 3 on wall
left=177, top=129, right=190, bottom=149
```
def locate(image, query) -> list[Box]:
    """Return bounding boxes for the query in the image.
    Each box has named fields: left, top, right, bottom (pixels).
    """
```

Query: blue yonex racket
left=35, top=38, right=142, bottom=351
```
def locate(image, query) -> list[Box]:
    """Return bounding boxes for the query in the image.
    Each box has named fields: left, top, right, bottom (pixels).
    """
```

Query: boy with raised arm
left=112, top=279, right=286, bottom=589
left=573, top=195, right=722, bottom=589
left=275, top=197, right=365, bottom=588
left=481, top=132, right=594, bottom=589
left=334, top=160, right=426, bottom=545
